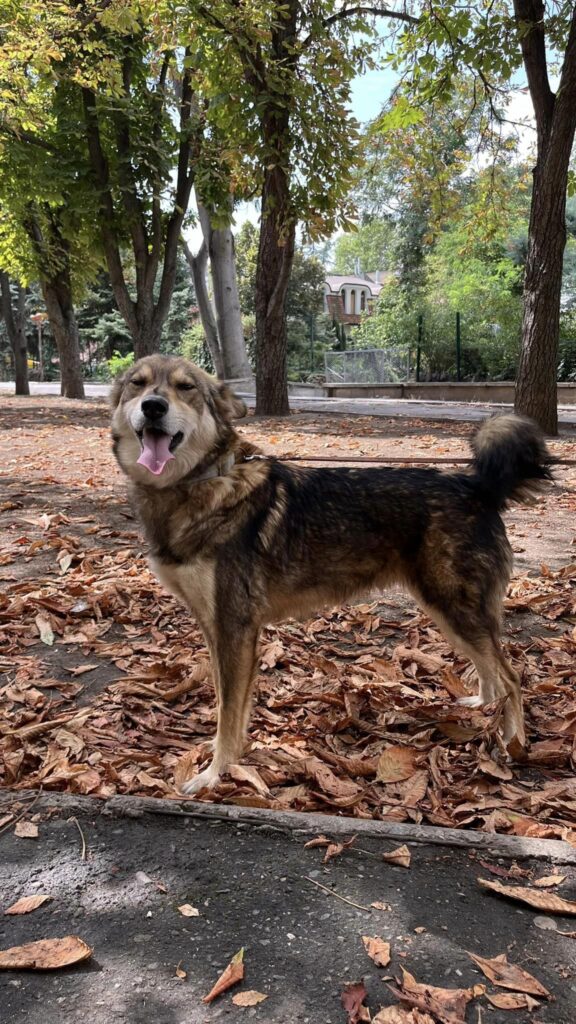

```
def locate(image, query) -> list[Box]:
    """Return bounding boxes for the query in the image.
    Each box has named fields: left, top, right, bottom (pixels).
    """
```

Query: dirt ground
left=1, top=397, right=576, bottom=842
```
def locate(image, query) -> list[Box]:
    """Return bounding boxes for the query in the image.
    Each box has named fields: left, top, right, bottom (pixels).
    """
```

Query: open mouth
left=136, top=428, right=184, bottom=476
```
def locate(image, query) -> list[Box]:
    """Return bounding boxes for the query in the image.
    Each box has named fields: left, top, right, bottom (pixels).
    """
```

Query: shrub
left=107, top=350, right=134, bottom=377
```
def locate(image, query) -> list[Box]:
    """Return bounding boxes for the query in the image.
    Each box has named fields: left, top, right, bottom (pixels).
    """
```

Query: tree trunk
left=197, top=202, right=252, bottom=380
left=181, top=237, right=225, bottom=379
left=254, top=167, right=295, bottom=416
left=513, top=0, right=576, bottom=434
left=0, top=272, right=29, bottom=395
left=41, top=273, right=85, bottom=399
left=514, top=161, right=567, bottom=433
left=249, top=2, right=298, bottom=416
left=133, top=300, right=160, bottom=360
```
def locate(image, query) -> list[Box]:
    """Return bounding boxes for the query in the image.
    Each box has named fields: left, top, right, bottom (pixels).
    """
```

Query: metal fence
left=324, top=347, right=411, bottom=384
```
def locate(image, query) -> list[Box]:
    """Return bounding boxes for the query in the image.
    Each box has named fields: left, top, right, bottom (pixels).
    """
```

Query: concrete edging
left=12, top=790, right=576, bottom=865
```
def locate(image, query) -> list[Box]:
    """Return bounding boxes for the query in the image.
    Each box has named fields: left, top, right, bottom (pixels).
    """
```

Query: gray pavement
left=1, top=796, right=576, bottom=1023
left=5, top=380, right=576, bottom=425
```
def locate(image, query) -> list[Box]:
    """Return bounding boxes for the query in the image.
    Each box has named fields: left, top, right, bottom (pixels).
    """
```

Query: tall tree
left=24, top=210, right=85, bottom=398
left=181, top=237, right=225, bottom=378
left=184, top=1, right=417, bottom=414
left=80, top=47, right=197, bottom=358
left=0, top=2, right=209, bottom=363
left=390, top=1, right=576, bottom=433
left=512, top=0, right=576, bottom=432
left=0, top=272, right=29, bottom=395
left=196, top=198, right=252, bottom=379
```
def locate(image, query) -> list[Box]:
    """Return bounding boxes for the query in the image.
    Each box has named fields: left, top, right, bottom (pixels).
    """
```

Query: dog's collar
left=190, top=451, right=236, bottom=484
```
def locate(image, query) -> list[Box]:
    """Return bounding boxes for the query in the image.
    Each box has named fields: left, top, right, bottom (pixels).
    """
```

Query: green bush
left=107, top=350, right=134, bottom=377
left=180, top=323, right=214, bottom=372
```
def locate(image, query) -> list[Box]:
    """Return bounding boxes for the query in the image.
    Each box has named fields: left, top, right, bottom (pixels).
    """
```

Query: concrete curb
left=9, top=790, right=576, bottom=864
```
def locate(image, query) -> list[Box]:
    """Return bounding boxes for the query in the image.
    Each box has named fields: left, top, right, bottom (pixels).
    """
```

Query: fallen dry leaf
left=341, top=980, right=371, bottom=1023
left=390, top=967, right=481, bottom=1024
left=484, top=991, right=540, bottom=1011
left=260, top=640, right=284, bottom=670
left=232, top=990, right=268, bottom=1006
left=0, top=936, right=92, bottom=970
left=228, top=764, right=270, bottom=797
left=304, top=834, right=331, bottom=849
left=175, top=961, right=187, bottom=980
left=173, top=749, right=205, bottom=790
left=533, top=874, right=566, bottom=888
left=4, top=894, right=52, bottom=916
left=374, top=1009, right=435, bottom=1023
left=363, top=935, right=391, bottom=967
left=371, top=902, right=392, bottom=911
left=177, top=904, right=199, bottom=918
left=14, top=821, right=38, bottom=839
left=202, top=948, right=244, bottom=1004
left=35, top=613, right=54, bottom=646
left=376, top=746, right=418, bottom=783
left=382, top=845, right=411, bottom=869
left=468, top=952, right=550, bottom=998
left=478, top=877, right=576, bottom=915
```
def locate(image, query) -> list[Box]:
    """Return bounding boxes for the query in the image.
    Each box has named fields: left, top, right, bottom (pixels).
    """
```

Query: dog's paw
left=179, top=763, right=222, bottom=796
left=457, top=694, right=484, bottom=708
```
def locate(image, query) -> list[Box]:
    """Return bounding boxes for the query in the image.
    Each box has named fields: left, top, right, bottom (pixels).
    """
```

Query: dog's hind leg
left=180, top=626, right=259, bottom=796
left=414, top=592, right=525, bottom=751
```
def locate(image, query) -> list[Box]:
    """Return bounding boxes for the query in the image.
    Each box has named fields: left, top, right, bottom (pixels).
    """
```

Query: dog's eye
left=176, top=382, right=195, bottom=391
left=131, top=378, right=146, bottom=388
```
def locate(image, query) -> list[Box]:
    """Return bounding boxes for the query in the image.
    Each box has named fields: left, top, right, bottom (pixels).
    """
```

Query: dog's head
left=110, top=355, right=247, bottom=487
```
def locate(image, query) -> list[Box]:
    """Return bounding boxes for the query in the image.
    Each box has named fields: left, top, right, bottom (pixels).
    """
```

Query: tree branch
left=181, top=235, right=225, bottom=378
left=0, top=271, right=16, bottom=340
left=0, top=123, right=57, bottom=152
left=153, top=54, right=196, bottom=333
left=114, top=51, right=149, bottom=295
left=81, top=88, right=138, bottom=338
left=147, top=52, right=174, bottom=290
left=323, top=4, right=419, bottom=28
left=513, top=0, right=555, bottom=141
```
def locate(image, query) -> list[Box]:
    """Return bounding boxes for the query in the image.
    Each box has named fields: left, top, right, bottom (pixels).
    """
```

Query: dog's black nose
left=141, top=396, right=168, bottom=421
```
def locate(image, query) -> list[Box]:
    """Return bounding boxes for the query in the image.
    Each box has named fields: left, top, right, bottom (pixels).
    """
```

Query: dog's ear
left=213, top=383, right=247, bottom=420
left=110, top=370, right=129, bottom=410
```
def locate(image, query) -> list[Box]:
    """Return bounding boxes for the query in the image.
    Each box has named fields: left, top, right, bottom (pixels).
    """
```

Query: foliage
left=357, top=189, right=527, bottom=381
left=180, top=321, right=214, bottom=373
left=236, top=221, right=326, bottom=322
left=107, top=350, right=134, bottom=378
left=333, top=218, right=394, bottom=275
left=287, top=313, right=338, bottom=379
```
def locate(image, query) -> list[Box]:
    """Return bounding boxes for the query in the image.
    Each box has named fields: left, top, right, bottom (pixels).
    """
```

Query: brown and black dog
left=111, top=354, right=552, bottom=794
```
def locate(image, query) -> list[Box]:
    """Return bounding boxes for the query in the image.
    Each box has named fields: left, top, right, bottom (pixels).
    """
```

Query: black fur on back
left=470, top=414, right=553, bottom=510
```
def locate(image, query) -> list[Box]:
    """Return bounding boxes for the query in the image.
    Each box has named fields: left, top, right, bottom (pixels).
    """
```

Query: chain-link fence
left=324, top=347, right=411, bottom=384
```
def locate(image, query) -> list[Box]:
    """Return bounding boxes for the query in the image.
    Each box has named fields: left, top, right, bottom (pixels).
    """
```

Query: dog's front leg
left=180, top=626, right=260, bottom=796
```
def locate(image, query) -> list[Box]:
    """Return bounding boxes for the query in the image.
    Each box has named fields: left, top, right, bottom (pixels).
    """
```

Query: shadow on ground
left=1, top=804, right=575, bottom=1023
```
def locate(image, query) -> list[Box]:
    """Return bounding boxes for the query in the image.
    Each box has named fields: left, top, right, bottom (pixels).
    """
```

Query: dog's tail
left=470, top=414, right=553, bottom=510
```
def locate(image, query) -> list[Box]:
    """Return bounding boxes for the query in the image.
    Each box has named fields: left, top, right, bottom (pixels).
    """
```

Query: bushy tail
left=471, top=415, right=553, bottom=510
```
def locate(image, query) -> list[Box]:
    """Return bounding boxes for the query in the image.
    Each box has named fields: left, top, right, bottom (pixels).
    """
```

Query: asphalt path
left=5, top=380, right=576, bottom=425
left=1, top=796, right=575, bottom=1023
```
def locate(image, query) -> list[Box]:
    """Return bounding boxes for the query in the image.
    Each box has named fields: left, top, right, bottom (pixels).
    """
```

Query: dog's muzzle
left=135, top=397, right=184, bottom=476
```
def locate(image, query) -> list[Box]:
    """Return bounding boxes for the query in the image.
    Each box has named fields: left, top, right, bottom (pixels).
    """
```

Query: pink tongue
left=137, top=431, right=174, bottom=475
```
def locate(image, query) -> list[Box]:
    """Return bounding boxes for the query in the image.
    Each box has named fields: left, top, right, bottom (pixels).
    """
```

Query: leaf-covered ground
left=2, top=396, right=576, bottom=842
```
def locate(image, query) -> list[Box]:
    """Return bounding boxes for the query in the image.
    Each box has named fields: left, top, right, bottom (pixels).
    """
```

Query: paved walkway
left=1, top=795, right=575, bottom=1023
left=5, top=381, right=576, bottom=427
